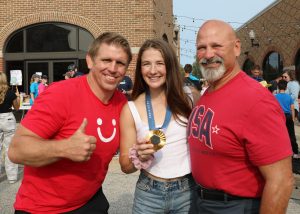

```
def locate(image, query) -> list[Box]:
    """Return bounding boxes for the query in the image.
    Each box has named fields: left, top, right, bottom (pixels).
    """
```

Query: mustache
left=199, top=57, right=223, bottom=65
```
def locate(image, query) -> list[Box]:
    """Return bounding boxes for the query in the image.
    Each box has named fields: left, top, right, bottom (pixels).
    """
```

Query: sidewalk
left=1, top=126, right=300, bottom=213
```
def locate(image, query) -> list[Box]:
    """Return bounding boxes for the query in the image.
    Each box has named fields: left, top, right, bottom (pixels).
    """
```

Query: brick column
left=0, top=57, right=3, bottom=73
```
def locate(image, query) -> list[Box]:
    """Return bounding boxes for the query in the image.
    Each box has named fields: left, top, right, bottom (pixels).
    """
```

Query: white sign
left=36, top=72, right=42, bottom=76
left=10, top=70, right=22, bottom=86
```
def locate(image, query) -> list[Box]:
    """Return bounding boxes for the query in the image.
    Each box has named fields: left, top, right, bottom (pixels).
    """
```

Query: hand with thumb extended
left=64, top=118, right=97, bottom=162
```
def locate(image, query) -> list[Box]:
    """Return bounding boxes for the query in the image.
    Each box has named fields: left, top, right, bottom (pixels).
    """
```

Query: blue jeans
left=133, top=171, right=196, bottom=214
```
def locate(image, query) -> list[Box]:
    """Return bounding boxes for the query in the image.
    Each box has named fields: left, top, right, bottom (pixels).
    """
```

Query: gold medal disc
left=148, top=130, right=166, bottom=151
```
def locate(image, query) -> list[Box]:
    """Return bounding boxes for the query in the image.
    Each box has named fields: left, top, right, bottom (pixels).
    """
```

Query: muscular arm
left=8, top=119, right=96, bottom=167
left=259, top=156, right=294, bottom=214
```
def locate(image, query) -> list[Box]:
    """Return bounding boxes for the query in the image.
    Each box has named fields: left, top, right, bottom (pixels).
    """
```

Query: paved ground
left=1, top=125, right=300, bottom=213
left=0, top=158, right=300, bottom=213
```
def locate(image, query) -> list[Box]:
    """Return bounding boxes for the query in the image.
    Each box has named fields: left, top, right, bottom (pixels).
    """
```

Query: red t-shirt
left=15, top=76, right=127, bottom=213
left=188, top=71, right=292, bottom=198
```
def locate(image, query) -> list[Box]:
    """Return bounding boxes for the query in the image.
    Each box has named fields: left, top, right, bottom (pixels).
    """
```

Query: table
left=18, top=103, right=31, bottom=120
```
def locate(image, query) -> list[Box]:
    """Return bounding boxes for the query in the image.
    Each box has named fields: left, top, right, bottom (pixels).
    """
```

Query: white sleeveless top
left=128, top=101, right=191, bottom=179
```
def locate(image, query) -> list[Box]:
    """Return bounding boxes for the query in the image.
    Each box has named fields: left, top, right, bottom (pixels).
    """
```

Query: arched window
left=4, top=22, right=94, bottom=93
left=5, top=23, right=94, bottom=53
left=242, top=59, right=255, bottom=76
left=262, top=52, right=283, bottom=81
left=162, top=34, right=169, bottom=43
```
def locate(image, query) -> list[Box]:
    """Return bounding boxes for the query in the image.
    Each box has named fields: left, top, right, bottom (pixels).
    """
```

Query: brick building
left=236, top=0, right=300, bottom=81
left=0, top=0, right=178, bottom=93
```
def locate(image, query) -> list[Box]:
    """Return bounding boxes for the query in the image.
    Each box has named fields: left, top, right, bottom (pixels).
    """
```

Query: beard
left=199, top=57, right=226, bottom=83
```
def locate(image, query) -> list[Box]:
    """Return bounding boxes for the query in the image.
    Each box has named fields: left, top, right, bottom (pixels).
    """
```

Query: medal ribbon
left=145, top=90, right=172, bottom=131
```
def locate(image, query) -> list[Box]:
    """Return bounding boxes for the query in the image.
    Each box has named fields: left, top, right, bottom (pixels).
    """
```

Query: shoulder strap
left=128, top=101, right=143, bottom=126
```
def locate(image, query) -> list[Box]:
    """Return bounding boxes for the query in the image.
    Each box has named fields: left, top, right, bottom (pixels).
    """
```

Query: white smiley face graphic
left=97, top=118, right=116, bottom=143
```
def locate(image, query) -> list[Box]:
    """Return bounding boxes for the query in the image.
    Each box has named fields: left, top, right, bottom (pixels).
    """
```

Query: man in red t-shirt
left=188, top=20, right=294, bottom=214
left=8, top=32, right=132, bottom=214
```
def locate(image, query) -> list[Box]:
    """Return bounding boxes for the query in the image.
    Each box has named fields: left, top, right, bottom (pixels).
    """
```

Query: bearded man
left=188, top=20, right=294, bottom=214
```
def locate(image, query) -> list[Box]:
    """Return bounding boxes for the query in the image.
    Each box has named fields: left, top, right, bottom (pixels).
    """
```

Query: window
left=26, top=24, right=76, bottom=52
left=242, top=59, right=255, bottom=76
left=5, top=22, right=93, bottom=53
left=6, top=31, right=23, bottom=53
left=4, top=23, right=94, bottom=92
left=162, top=34, right=169, bottom=43
left=79, top=29, right=94, bottom=52
left=263, top=52, right=283, bottom=81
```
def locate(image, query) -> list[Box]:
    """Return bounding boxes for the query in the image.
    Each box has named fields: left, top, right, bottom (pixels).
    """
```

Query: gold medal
left=148, top=130, right=166, bottom=151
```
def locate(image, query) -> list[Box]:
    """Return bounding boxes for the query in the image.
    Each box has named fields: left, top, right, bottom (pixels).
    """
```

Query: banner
left=10, top=70, right=22, bottom=86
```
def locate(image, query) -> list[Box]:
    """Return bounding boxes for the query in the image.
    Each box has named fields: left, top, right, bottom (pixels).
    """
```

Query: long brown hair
left=0, top=72, right=9, bottom=104
left=132, top=39, right=191, bottom=123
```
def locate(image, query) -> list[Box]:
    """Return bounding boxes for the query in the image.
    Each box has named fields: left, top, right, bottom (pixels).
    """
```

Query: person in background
left=119, top=39, right=195, bottom=213
left=275, top=79, right=299, bottom=159
left=282, top=66, right=300, bottom=125
left=8, top=32, right=132, bottom=214
left=183, top=63, right=201, bottom=91
left=117, top=75, right=133, bottom=100
left=68, top=64, right=84, bottom=78
left=63, top=71, right=72, bottom=80
left=0, top=72, right=20, bottom=184
left=200, top=79, right=209, bottom=95
left=38, top=75, right=48, bottom=94
left=29, top=73, right=40, bottom=105
left=250, top=64, right=264, bottom=82
left=183, top=64, right=201, bottom=103
left=189, top=20, right=293, bottom=214
left=269, top=73, right=283, bottom=94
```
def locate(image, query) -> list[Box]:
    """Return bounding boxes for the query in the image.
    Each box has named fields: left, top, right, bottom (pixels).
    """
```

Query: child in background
left=275, top=79, right=299, bottom=158
left=38, top=75, right=48, bottom=94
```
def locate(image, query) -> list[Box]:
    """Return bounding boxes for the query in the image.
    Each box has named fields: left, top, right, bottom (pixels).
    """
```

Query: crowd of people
left=0, top=19, right=298, bottom=214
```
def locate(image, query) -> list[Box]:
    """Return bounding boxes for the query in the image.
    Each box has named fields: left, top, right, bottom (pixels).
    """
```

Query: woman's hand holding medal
left=128, top=136, right=154, bottom=170
left=135, top=136, right=155, bottom=162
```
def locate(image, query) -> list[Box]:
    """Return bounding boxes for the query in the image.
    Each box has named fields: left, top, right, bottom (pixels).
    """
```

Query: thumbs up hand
left=64, top=118, right=97, bottom=162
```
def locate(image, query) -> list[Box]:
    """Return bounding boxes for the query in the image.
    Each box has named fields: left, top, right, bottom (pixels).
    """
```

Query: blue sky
left=173, top=0, right=276, bottom=66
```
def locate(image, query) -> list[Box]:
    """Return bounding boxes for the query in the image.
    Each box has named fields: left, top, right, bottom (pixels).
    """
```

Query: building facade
left=236, top=0, right=300, bottom=81
left=0, top=0, right=177, bottom=93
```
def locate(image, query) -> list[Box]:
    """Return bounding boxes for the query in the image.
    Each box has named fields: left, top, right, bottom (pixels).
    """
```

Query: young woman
left=119, top=39, right=195, bottom=213
left=282, top=66, right=300, bottom=157
left=29, top=73, right=40, bottom=105
left=0, top=72, right=20, bottom=183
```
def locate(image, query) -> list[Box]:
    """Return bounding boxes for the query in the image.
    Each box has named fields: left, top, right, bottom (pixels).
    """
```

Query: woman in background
left=0, top=72, right=20, bottom=184
left=29, top=74, right=40, bottom=105
left=282, top=66, right=300, bottom=157
left=119, top=39, right=195, bottom=213
left=38, top=75, right=48, bottom=94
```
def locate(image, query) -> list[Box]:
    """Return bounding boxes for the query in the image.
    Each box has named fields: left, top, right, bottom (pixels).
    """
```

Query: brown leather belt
left=197, top=185, right=260, bottom=201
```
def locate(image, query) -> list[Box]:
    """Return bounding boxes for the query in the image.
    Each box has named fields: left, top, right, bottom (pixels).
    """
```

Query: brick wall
left=236, top=0, right=300, bottom=68
left=0, top=0, right=174, bottom=76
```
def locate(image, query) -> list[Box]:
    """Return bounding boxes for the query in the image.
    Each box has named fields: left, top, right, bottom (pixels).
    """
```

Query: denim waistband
left=139, top=171, right=195, bottom=191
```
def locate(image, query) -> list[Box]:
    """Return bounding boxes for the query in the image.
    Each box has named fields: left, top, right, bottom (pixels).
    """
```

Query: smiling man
left=8, top=32, right=132, bottom=214
left=188, top=20, right=294, bottom=214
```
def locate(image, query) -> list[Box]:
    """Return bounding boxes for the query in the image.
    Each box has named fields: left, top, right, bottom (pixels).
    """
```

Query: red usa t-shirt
left=188, top=71, right=292, bottom=198
left=15, top=76, right=127, bottom=213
